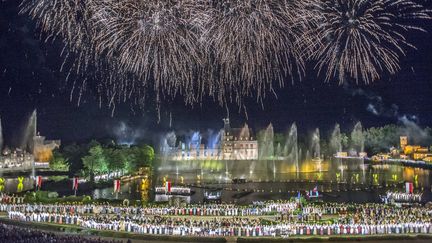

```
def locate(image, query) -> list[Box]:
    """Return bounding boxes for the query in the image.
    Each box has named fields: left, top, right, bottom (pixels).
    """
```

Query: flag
left=72, top=177, right=79, bottom=191
left=35, top=176, right=42, bottom=189
left=406, top=182, right=413, bottom=194
left=165, top=181, right=171, bottom=193
left=114, top=180, right=121, bottom=193
left=308, top=186, right=319, bottom=197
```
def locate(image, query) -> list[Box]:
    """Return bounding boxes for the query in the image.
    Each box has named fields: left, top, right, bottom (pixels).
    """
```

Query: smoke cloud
left=345, top=85, right=432, bottom=145
left=111, top=121, right=146, bottom=145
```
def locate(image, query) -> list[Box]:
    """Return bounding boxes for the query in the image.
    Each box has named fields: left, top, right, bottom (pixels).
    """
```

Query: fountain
left=207, top=130, right=221, bottom=150
left=330, top=124, right=344, bottom=181
left=351, top=122, right=366, bottom=182
left=0, top=115, right=3, bottom=152
left=258, top=123, right=274, bottom=160
left=188, top=132, right=201, bottom=148
left=275, top=143, right=282, bottom=158
left=311, top=128, right=321, bottom=159
left=330, top=124, right=342, bottom=154
left=311, top=128, right=322, bottom=172
left=351, top=122, right=365, bottom=155
left=160, top=131, right=177, bottom=155
left=19, top=110, right=37, bottom=179
left=21, top=109, right=37, bottom=153
left=284, top=123, right=299, bottom=177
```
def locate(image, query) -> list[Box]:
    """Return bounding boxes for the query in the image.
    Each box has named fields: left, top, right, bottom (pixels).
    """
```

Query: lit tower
left=400, top=136, right=408, bottom=150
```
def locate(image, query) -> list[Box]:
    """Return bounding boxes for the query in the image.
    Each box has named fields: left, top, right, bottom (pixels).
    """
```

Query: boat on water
left=154, top=186, right=193, bottom=196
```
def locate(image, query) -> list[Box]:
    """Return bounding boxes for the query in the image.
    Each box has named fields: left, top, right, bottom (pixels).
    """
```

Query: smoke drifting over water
left=346, top=85, right=432, bottom=145
left=398, top=115, right=432, bottom=145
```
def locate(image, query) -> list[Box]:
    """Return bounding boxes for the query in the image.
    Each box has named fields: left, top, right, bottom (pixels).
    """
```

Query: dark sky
left=1, top=0, right=432, bottom=146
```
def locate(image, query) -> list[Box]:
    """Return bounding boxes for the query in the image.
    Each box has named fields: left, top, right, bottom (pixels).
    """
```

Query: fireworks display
left=19, top=0, right=431, bottom=112
left=305, top=0, right=431, bottom=84
left=204, top=0, right=307, bottom=103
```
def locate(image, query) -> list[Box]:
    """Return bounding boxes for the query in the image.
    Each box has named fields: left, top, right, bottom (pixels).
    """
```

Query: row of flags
left=35, top=176, right=80, bottom=191
left=32, top=177, right=123, bottom=194
left=296, top=186, right=319, bottom=199
left=28, top=178, right=415, bottom=196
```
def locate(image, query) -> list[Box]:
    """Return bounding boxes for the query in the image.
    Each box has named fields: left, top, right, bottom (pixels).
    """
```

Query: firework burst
left=19, top=0, right=431, bottom=115
left=90, top=0, right=208, bottom=105
left=305, top=0, right=431, bottom=84
left=20, top=0, right=96, bottom=74
left=204, top=0, right=308, bottom=103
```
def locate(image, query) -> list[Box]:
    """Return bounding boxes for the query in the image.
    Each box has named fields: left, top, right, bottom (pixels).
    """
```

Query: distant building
left=167, top=118, right=259, bottom=161
left=371, top=153, right=392, bottom=161
left=0, top=111, right=61, bottom=169
left=359, top=152, right=368, bottom=158
left=400, top=136, right=408, bottom=150
left=0, top=148, right=33, bottom=169
left=33, top=133, right=61, bottom=163
left=335, top=152, right=348, bottom=157
left=221, top=118, right=258, bottom=160
left=400, top=136, right=432, bottom=162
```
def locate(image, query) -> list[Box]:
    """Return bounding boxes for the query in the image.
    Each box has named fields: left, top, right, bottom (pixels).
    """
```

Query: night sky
left=1, top=0, right=432, bottom=146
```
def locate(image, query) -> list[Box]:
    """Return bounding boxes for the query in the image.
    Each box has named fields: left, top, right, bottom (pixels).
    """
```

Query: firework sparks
left=91, top=0, right=208, bottom=105
left=305, top=0, right=431, bottom=84
left=19, top=0, right=431, bottom=114
left=204, top=0, right=308, bottom=103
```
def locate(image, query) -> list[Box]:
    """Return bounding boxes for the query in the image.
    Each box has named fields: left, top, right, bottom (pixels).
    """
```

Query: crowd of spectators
left=0, top=223, right=128, bottom=243
left=2, top=200, right=432, bottom=237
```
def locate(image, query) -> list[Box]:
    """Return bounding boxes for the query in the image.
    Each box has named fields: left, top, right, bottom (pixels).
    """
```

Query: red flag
left=72, top=177, right=79, bottom=191
left=114, top=180, right=121, bottom=193
left=406, top=182, right=413, bottom=194
left=35, top=176, right=42, bottom=189
left=165, top=181, right=171, bottom=193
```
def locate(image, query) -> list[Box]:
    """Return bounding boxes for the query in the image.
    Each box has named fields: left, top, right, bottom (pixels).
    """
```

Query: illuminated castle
left=221, top=118, right=258, bottom=160
left=0, top=111, right=60, bottom=169
left=168, top=118, right=258, bottom=161
left=400, top=136, right=432, bottom=162
left=33, top=133, right=61, bottom=163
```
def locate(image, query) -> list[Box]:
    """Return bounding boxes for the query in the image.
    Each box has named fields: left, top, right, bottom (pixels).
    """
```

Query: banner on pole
left=406, top=182, right=413, bottom=194
left=165, top=181, right=171, bottom=193
left=114, top=179, right=121, bottom=193
left=72, top=177, right=79, bottom=191
left=35, top=176, right=42, bottom=189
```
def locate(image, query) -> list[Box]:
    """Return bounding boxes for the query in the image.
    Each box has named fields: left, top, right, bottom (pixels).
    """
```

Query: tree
left=82, top=144, right=108, bottom=181
left=121, top=148, right=136, bottom=173
left=63, top=143, right=88, bottom=176
left=364, top=125, right=402, bottom=154
left=104, top=147, right=126, bottom=175
left=129, top=145, right=155, bottom=171
left=49, top=149, right=70, bottom=172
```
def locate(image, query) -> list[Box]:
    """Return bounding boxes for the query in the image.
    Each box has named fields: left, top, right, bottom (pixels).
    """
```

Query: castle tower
left=223, top=118, right=231, bottom=132
left=400, top=136, right=408, bottom=150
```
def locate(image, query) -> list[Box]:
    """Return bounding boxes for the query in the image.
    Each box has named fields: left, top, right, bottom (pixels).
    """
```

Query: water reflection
left=0, top=158, right=430, bottom=204
left=156, top=159, right=432, bottom=189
